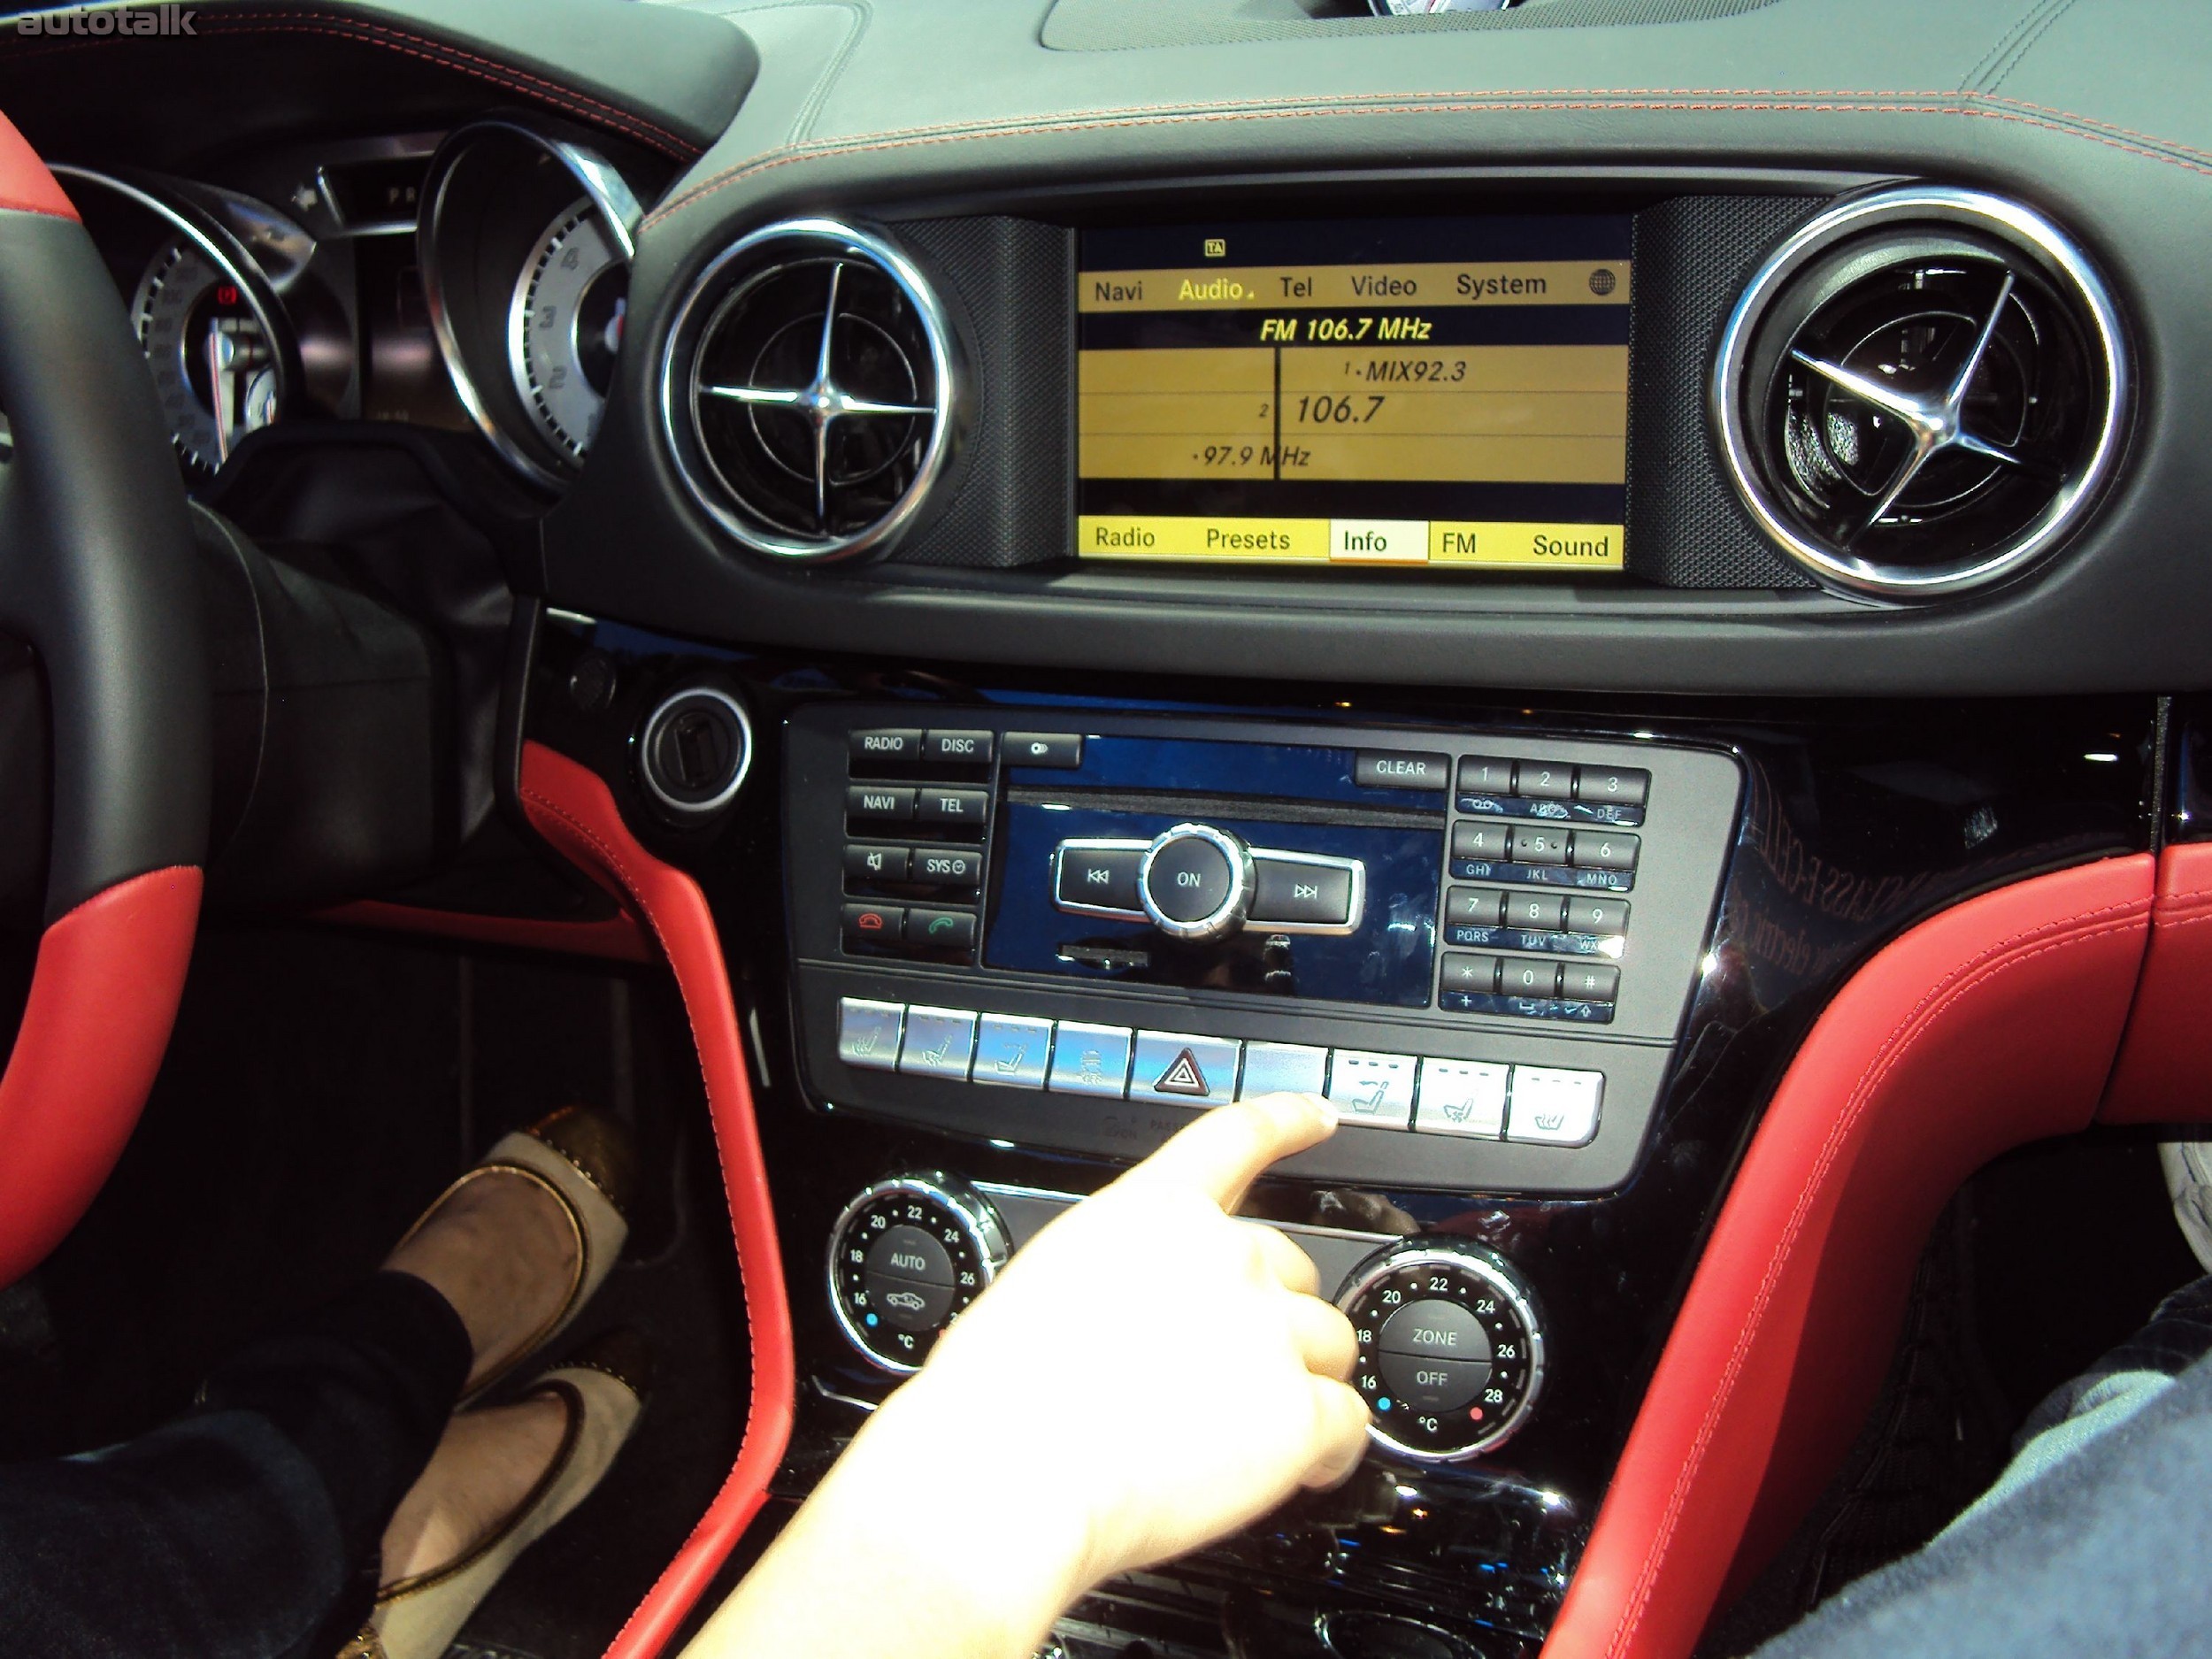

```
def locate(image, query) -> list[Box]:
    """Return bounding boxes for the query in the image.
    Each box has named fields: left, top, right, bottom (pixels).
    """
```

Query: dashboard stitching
left=1982, top=0, right=2086, bottom=96
left=1961, top=0, right=2070, bottom=92
left=1607, top=893, right=2154, bottom=1657
left=641, top=90, right=2212, bottom=228
left=1, top=12, right=701, bottom=159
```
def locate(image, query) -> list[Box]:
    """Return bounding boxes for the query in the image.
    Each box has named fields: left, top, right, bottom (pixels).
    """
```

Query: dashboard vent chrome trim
left=660, top=219, right=957, bottom=564
left=1713, top=187, right=2128, bottom=601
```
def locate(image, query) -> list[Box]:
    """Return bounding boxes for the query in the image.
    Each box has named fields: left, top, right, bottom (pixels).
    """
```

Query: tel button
left=916, top=787, right=990, bottom=831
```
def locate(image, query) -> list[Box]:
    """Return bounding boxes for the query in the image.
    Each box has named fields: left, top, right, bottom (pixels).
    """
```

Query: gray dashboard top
left=529, top=0, right=2212, bottom=697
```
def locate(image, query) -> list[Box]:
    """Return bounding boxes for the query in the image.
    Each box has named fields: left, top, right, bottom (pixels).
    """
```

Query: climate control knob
left=827, top=1175, right=1009, bottom=1373
left=1138, top=822, right=1256, bottom=942
left=1336, top=1238, right=1547, bottom=1462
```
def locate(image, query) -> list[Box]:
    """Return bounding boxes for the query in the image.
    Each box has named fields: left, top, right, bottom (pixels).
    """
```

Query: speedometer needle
left=205, top=326, right=237, bottom=466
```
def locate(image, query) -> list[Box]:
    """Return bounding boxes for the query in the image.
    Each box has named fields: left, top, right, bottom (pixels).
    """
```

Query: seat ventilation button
left=660, top=218, right=958, bottom=563
left=1714, top=186, right=2128, bottom=600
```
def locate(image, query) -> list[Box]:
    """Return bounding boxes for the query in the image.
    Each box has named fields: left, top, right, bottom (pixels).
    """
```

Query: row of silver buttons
left=834, top=997, right=1601, bottom=1147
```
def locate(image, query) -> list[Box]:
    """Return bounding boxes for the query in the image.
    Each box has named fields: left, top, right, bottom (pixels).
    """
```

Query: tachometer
left=129, top=237, right=280, bottom=476
left=508, top=198, right=628, bottom=462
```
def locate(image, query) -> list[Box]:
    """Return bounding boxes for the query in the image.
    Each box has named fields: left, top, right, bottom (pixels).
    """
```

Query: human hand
left=869, top=1090, right=1370, bottom=1600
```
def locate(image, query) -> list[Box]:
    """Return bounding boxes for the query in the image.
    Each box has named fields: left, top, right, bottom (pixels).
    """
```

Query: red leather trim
left=1544, top=854, right=2154, bottom=1659
left=0, top=110, right=79, bottom=220
left=2099, top=841, right=2212, bottom=1125
left=0, top=865, right=202, bottom=1286
left=516, top=741, right=794, bottom=1658
left=317, top=898, right=655, bottom=964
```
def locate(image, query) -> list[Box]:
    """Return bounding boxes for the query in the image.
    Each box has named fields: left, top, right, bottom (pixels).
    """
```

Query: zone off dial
left=1337, top=1239, right=1548, bottom=1462
left=828, top=1177, right=1009, bottom=1374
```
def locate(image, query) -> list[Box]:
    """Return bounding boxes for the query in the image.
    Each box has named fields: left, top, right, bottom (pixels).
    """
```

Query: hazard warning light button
left=1130, top=1031, right=1241, bottom=1107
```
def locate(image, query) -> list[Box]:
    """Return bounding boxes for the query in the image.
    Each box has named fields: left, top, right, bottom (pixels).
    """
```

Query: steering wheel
left=0, top=114, right=208, bottom=1286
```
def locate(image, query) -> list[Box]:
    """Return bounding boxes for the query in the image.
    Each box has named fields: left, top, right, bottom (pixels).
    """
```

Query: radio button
left=1570, top=828, right=1639, bottom=872
left=1132, top=1032, right=1240, bottom=1106
left=1457, top=757, right=1516, bottom=795
left=923, top=729, right=995, bottom=767
left=896, top=1007, right=978, bottom=1080
left=1326, top=1050, right=1417, bottom=1128
left=1238, top=1041, right=1329, bottom=1099
left=1451, top=822, right=1510, bottom=862
left=1575, top=764, right=1649, bottom=807
left=915, top=787, right=990, bottom=832
left=911, top=847, right=982, bottom=888
left=1502, top=958, right=1562, bottom=998
left=841, top=902, right=904, bottom=949
left=972, top=1015, right=1053, bottom=1089
left=1445, top=887, right=1506, bottom=928
left=903, top=908, right=977, bottom=953
left=1517, top=760, right=1574, bottom=802
left=1414, top=1059, right=1509, bottom=1138
left=1567, top=896, right=1630, bottom=934
left=1507, top=1067, right=1603, bottom=1146
left=1505, top=892, right=1568, bottom=932
left=849, top=728, right=923, bottom=770
left=1048, top=1023, right=1135, bottom=1098
left=1006, top=732, right=1082, bottom=769
left=835, top=998, right=904, bottom=1071
left=844, top=843, right=911, bottom=885
left=1440, top=953, right=1502, bottom=995
left=1056, top=842, right=1143, bottom=913
left=1250, top=857, right=1355, bottom=927
left=1509, top=825, right=1570, bottom=864
left=1356, top=749, right=1449, bottom=791
left=847, top=785, right=917, bottom=824
left=1560, top=962, right=1620, bottom=1003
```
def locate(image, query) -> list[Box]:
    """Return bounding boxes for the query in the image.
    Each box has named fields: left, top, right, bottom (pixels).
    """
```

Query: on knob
left=638, top=685, right=752, bottom=818
left=1138, top=822, right=1256, bottom=941
left=828, top=1175, right=1009, bottom=1373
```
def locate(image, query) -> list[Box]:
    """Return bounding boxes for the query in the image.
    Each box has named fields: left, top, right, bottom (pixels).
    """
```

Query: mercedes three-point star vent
left=1713, top=187, right=2130, bottom=600
left=660, top=219, right=957, bottom=562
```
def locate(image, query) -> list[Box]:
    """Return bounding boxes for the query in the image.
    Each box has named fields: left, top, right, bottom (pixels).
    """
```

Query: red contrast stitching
left=1607, top=894, right=2151, bottom=1656
left=642, top=88, right=2212, bottom=230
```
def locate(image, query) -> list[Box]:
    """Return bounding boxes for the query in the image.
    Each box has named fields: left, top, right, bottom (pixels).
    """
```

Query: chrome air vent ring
left=1713, top=187, right=2128, bottom=601
left=659, top=219, right=958, bottom=563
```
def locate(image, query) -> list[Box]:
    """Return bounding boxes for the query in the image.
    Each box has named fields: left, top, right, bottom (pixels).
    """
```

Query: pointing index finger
left=1118, top=1092, right=1337, bottom=1212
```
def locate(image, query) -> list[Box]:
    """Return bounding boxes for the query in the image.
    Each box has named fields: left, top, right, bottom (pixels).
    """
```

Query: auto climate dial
left=828, top=1175, right=1009, bottom=1373
left=1337, top=1238, right=1548, bottom=1461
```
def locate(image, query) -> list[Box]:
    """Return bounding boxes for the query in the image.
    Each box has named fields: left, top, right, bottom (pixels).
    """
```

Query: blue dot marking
left=1377, top=1397, right=1392, bottom=1411
left=864, top=1313, right=879, bottom=1326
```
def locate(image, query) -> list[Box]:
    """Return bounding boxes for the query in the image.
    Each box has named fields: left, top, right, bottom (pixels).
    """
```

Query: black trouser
left=0, top=1271, right=470, bottom=1658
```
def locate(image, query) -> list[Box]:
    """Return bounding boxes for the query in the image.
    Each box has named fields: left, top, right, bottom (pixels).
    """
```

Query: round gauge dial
left=827, top=1177, right=1007, bottom=1374
left=129, top=237, right=280, bottom=476
left=508, top=197, right=629, bottom=464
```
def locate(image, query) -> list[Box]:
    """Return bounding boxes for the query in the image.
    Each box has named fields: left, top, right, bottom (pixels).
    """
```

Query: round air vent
left=659, top=219, right=956, bottom=562
left=1714, top=187, right=2128, bottom=599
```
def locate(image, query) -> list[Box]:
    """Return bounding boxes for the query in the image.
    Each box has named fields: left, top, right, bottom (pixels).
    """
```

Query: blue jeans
left=0, top=1271, right=470, bottom=1658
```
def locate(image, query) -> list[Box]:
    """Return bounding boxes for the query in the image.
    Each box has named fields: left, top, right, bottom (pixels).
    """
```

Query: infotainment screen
left=1076, top=216, right=1632, bottom=572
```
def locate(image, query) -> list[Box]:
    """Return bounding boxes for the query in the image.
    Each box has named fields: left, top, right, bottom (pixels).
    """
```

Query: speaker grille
left=662, top=220, right=956, bottom=562
left=1714, top=188, right=2127, bottom=599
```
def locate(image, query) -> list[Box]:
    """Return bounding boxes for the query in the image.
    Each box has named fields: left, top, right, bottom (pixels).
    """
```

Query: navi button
left=846, top=785, right=917, bottom=824
left=1131, top=1032, right=1240, bottom=1107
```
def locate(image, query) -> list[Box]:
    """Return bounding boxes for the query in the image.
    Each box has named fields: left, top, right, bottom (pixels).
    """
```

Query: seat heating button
left=1238, top=1041, right=1328, bottom=1099
left=1569, top=829, right=1639, bottom=872
left=972, top=1015, right=1052, bottom=1089
left=1377, top=1351, right=1493, bottom=1415
left=897, top=1007, right=978, bottom=1079
left=835, top=998, right=904, bottom=1071
left=1507, top=1067, right=1603, bottom=1146
left=1414, top=1058, right=1509, bottom=1138
left=1379, top=1297, right=1494, bottom=1362
left=1325, top=1050, right=1417, bottom=1128
left=1047, top=1022, right=1135, bottom=1098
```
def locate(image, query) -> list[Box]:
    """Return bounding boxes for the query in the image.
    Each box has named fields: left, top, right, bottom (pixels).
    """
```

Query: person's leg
left=0, top=1148, right=588, bottom=1659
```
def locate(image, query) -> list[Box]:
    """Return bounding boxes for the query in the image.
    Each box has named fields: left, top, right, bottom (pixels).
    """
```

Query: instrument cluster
left=60, top=118, right=662, bottom=492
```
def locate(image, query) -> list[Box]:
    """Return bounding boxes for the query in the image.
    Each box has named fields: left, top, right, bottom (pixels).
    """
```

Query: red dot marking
left=1470, top=1407, right=1486, bottom=1420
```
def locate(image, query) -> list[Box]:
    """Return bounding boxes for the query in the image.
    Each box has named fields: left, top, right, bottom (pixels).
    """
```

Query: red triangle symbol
left=1153, top=1048, right=1210, bottom=1097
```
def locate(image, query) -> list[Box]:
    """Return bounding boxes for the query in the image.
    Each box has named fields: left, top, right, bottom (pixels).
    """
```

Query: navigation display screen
left=1076, top=216, right=1632, bottom=572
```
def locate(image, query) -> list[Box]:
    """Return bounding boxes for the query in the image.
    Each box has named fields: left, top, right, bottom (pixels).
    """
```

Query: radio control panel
left=785, top=706, right=1740, bottom=1193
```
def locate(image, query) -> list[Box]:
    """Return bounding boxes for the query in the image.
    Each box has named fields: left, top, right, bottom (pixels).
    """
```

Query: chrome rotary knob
left=1137, top=823, right=1256, bottom=943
